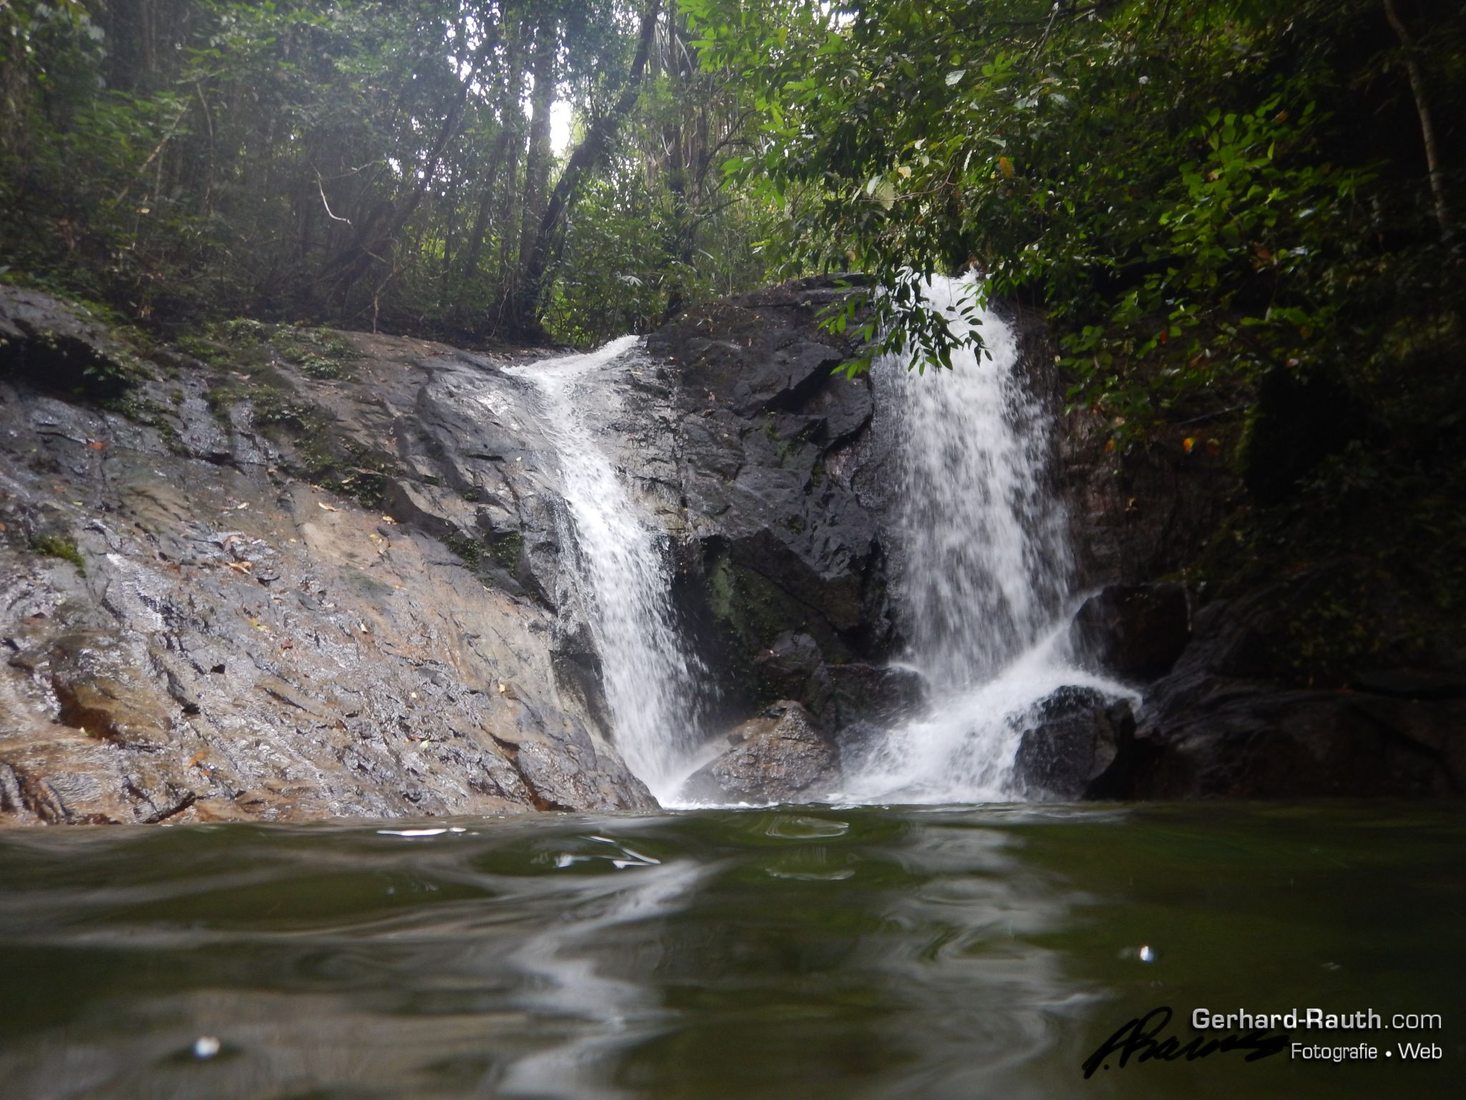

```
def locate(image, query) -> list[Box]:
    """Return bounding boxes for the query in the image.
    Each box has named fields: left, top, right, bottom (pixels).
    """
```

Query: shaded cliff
left=1055, top=354, right=1466, bottom=799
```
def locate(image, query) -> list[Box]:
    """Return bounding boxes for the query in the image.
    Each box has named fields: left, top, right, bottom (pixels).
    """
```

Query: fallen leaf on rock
left=226, top=560, right=253, bottom=574
left=317, top=501, right=339, bottom=513
left=85, top=439, right=106, bottom=451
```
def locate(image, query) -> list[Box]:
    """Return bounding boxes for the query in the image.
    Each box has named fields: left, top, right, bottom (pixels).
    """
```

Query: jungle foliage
left=683, top=1, right=1463, bottom=414
left=3, top=1, right=1463, bottom=480
left=0, top=0, right=777, bottom=342
left=673, top=0, right=1465, bottom=627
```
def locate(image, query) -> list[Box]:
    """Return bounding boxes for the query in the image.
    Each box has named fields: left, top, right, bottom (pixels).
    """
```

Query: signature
left=1082, top=1006, right=1290, bottom=1078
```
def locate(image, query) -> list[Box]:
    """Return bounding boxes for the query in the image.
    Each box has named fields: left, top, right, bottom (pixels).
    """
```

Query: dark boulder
left=748, top=630, right=925, bottom=732
left=1239, top=365, right=1365, bottom=506
left=1013, top=686, right=1137, bottom=800
left=1114, top=683, right=1466, bottom=799
left=648, top=278, right=897, bottom=727
left=1057, top=394, right=1240, bottom=591
left=0, top=286, right=137, bottom=399
left=824, top=661, right=926, bottom=728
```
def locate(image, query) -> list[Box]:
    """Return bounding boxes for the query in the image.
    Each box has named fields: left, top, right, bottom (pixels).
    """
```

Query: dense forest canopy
left=2, top=1, right=1462, bottom=455
left=0, top=0, right=781, bottom=342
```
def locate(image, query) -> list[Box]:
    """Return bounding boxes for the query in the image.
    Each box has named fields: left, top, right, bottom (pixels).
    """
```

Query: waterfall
left=876, top=276, right=1071, bottom=688
left=508, top=338, right=701, bottom=801
left=508, top=279, right=1128, bottom=809
left=841, top=274, right=1130, bottom=803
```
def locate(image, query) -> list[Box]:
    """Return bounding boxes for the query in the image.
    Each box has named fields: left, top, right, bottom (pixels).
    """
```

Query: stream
left=0, top=803, right=1459, bottom=1098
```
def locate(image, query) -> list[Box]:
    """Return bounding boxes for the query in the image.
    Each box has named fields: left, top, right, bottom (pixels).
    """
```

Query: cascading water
left=840, top=274, right=1132, bottom=803
left=507, top=338, right=702, bottom=801
left=510, top=278, right=1127, bottom=809
left=877, top=276, right=1072, bottom=689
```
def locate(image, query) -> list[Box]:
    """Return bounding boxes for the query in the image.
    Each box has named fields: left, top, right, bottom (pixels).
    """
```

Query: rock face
left=5, top=276, right=1458, bottom=822
left=0, top=277, right=907, bottom=826
left=1061, top=557, right=1466, bottom=802
left=1012, top=687, right=1137, bottom=801
left=645, top=281, right=898, bottom=726
left=681, top=701, right=840, bottom=804
left=1087, top=579, right=1466, bottom=798
left=1050, top=303, right=1464, bottom=799
left=1070, top=583, right=1191, bottom=683
left=1, top=289, right=654, bottom=823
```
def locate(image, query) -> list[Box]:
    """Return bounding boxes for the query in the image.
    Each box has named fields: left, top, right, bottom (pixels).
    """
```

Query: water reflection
left=0, top=805, right=1459, bottom=1099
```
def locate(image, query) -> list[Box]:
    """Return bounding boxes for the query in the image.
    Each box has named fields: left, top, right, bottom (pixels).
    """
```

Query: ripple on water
left=0, top=805, right=1459, bottom=1100
left=763, top=814, right=852, bottom=840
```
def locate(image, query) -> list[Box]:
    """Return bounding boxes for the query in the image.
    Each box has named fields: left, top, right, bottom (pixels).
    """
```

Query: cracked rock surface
left=0, top=289, right=653, bottom=823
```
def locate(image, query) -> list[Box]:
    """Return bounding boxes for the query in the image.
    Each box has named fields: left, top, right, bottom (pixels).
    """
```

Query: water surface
left=1, top=803, right=1460, bottom=1098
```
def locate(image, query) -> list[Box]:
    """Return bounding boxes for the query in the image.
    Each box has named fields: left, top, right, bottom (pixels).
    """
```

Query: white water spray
left=842, top=274, right=1132, bottom=803
left=508, top=338, right=701, bottom=800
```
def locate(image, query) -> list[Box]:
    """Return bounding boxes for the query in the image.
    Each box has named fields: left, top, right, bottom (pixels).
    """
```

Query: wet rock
left=1055, top=348, right=1240, bottom=589
left=681, top=701, right=840, bottom=804
left=0, top=286, right=136, bottom=399
left=1112, top=683, right=1466, bottom=799
left=648, top=278, right=895, bottom=729
left=1093, top=582, right=1466, bottom=798
left=1013, top=686, right=1136, bottom=800
left=0, top=286, right=656, bottom=825
left=824, top=662, right=926, bottom=729
left=1349, top=667, right=1466, bottom=700
left=49, top=632, right=178, bottom=749
left=1070, top=583, right=1191, bottom=682
left=751, top=631, right=826, bottom=700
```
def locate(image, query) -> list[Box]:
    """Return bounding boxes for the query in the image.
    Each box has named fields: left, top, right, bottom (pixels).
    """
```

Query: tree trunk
left=511, top=0, right=662, bottom=334
left=517, top=11, right=558, bottom=279
left=322, top=25, right=502, bottom=300
left=1383, top=0, right=1451, bottom=239
left=455, top=125, right=515, bottom=316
